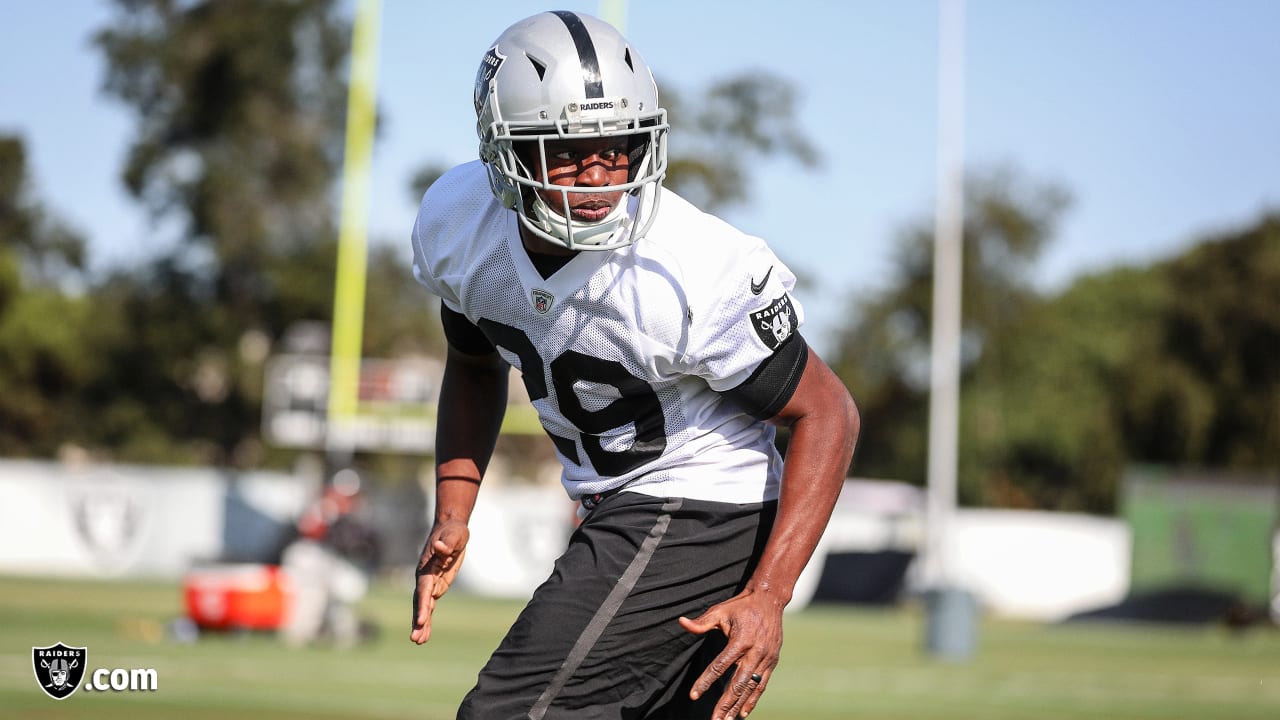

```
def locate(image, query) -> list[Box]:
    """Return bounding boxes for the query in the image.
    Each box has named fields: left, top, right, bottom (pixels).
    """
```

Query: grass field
left=2, top=574, right=1278, bottom=719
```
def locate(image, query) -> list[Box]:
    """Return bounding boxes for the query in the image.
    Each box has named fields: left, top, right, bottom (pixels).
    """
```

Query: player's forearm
left=748, top=380, right=858, bottom=605
left=433, top=473, right=483, bottom=526
left=433, top=347, right=509, bottom=525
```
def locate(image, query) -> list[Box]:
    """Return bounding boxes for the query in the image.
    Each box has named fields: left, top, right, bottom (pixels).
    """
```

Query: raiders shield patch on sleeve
left=750, top=294, right=797, bottom=350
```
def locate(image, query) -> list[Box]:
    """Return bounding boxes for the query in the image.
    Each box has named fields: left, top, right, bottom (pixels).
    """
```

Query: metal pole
left=923, top=0, right=976, bottom=661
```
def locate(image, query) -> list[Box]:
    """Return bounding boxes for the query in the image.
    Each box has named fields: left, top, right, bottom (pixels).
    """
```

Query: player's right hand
left=410, top=520, right=469, bottom=645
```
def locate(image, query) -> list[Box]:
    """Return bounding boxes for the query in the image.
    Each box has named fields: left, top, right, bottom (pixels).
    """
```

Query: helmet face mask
left=474, top=11, right=669, bottom=251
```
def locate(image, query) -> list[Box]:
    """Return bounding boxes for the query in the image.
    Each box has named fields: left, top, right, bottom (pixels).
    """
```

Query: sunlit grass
left=1, top=575, right=1277, bottom=719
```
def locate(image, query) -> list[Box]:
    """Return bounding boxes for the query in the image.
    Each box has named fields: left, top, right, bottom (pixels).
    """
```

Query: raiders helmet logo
left=32, top=642, right=87, bottom=700
left=749, top=294, right=797, bottom=350
left=474, top=46, right=506, bottom=116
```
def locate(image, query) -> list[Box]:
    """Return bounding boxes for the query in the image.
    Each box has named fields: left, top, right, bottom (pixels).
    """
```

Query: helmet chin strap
left=530, top=194, right=631, bottom=249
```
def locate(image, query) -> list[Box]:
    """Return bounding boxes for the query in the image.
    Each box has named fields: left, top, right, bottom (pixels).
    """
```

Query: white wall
left=2, top=460, right=1136, bottom=622
left=455, top=479, right=924, bottom=611
left=942, top=509, right=1132, bottom=621
left=0, top=460, right=307, bottom=578
left=796, top=482, right=1133, bottom=620
left=454, top=480, right=1135, bottom=621
left=452, top=484, right=577, bottom=597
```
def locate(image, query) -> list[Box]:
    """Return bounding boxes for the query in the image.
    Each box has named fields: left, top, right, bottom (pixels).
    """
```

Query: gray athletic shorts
left=457, top=492, right=777, bottom=720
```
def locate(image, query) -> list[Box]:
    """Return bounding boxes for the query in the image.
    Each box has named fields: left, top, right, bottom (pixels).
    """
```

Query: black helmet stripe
left=550, top=11, right=604, bottom=98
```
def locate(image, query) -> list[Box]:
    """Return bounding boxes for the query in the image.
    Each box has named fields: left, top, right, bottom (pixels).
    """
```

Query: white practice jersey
left=412, top=161, right=806, bottom=504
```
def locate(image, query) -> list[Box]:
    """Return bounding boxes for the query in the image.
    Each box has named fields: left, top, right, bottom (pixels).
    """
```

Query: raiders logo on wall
left=32, top=643, right=87, bottom=700
left=749, top=294, right=797, bottom=351
left=70, top=476, right=147, bottom=569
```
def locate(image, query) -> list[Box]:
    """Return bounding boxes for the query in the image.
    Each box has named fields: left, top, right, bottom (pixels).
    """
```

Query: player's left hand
left=679, top=589, right=784, bottom=720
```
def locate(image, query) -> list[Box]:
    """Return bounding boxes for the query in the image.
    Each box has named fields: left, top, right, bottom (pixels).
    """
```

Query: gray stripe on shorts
left=528, top=497, right=684, bottom=720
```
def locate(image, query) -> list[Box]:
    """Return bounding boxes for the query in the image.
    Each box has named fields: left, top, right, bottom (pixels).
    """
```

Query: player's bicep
left=767, top=344, right=857, bottom=432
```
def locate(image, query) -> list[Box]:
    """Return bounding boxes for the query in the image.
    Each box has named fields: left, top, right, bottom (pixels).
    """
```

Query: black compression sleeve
left=720, top=332, right=809, bottom=420
left=440, top=304, right=495, bottom=355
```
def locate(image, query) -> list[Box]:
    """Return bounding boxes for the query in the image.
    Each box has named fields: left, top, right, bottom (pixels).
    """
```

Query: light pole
left=923, top=0, right=977, bottom=661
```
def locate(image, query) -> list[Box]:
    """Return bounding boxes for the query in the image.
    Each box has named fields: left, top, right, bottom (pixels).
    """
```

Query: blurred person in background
left=281, top=467, right=380, bottom=648
left=409, top=11, right=858, bottom=720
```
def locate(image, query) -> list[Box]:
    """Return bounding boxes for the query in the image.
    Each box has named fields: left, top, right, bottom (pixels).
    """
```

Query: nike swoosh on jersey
left=750, top=266, right=773, bottom=295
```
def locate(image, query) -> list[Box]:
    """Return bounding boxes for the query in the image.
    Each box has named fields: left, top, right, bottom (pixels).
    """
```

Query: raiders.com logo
left=32, top=643, right=87, bottom=700
left=32, top=641, right=159, bottom=699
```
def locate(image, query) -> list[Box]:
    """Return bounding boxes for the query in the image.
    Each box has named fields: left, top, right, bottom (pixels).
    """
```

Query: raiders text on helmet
left=473, top=11, right=669, bottom=251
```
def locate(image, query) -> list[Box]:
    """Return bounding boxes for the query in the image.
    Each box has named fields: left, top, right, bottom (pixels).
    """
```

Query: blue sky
left=2, top=1, right=1279, bottom=354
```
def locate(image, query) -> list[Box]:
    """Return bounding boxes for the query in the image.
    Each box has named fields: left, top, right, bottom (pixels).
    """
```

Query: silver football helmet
left=474, top=11, right=669, bottom=251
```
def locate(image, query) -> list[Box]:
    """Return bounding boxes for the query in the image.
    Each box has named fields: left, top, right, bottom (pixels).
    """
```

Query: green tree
left=96, top=0, right=349, bottom=324
left=87, top=0, right=441, bottom=465
left=660, top=71, right=818, bottom=212
left=829, top=168, right=1070, bottom=498
left=969, top=266, right=1167, bottom=512
left=831, top=160, right=1279, bottom=513
left=1120, top=215, right=1280, bottom=469
left=88, top=0, right=354, bottom=463
left=962, top=215, right=1280, bottom=512
left=0, top=137, right=86, bottom=291
left=0, top=135, right=94, bottom=455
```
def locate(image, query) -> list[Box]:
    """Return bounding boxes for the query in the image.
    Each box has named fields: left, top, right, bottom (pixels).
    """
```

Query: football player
left=410, top=11, right=859, bottom=720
